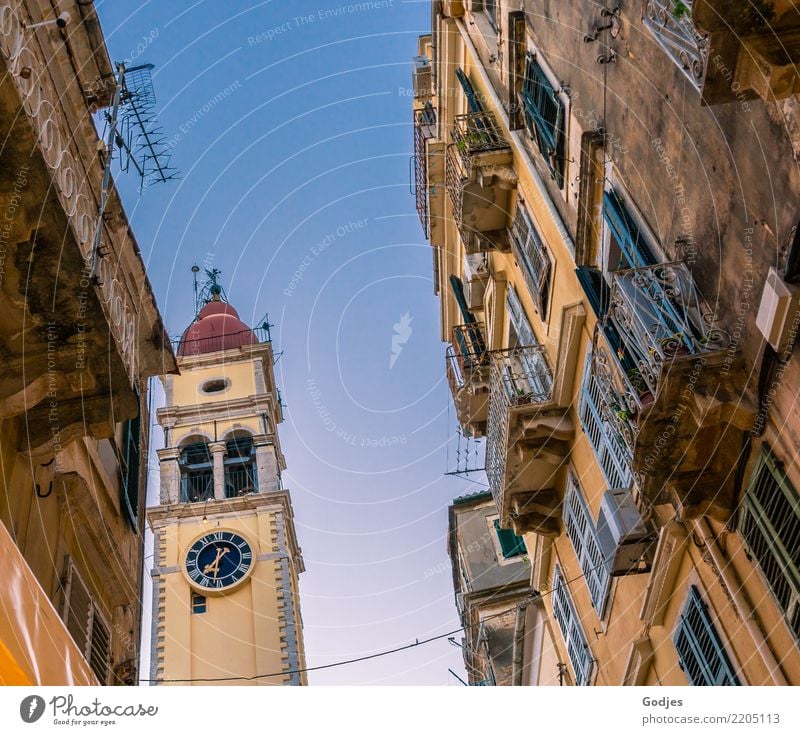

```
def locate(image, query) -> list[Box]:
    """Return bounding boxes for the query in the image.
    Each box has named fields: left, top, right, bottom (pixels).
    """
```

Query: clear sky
left=96, top=0, right=487, bottom=684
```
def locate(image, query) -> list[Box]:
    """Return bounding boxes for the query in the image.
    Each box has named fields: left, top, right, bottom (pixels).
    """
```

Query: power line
left=139, top=565, right=596, bottom=684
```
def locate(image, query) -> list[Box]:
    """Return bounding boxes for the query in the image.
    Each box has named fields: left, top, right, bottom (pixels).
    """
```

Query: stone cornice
left=156, top=394, right=278, bottom=427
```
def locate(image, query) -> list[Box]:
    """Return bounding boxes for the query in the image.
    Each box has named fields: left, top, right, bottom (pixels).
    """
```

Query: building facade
left=415, top=1, right=800, bottom=685
left=148, top=289, right=306, bottom=685
left=0, top=1, right=176, bottom=685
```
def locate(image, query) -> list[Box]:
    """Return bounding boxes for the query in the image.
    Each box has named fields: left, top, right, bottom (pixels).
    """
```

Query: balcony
left=446, top=323, right=490, bottom=437
left=645, top=0, right=800, bottom=104
left=412, top=107, right=446, bottom=243
left=446, top=111, right=516, bottom=244
left=485, top=346, right=573, bottom=537
left=591, top=262, right=754, bottom=518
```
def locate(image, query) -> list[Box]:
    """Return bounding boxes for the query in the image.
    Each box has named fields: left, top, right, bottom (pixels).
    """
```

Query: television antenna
left=90, top=62, right=178, bottom=282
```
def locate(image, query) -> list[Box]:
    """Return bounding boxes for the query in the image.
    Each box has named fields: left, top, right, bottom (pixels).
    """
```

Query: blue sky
left=96, top=0, right=487, bottom=684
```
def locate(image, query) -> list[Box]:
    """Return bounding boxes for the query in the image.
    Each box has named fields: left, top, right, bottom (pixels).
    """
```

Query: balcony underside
left=630, top=352, right=756, bottom=519
left=497, top=409, right=573, bottom=537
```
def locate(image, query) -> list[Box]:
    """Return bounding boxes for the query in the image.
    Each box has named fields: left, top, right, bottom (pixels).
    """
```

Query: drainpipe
left=694, top=518, right=787, bottom=685
left=511, top=596, right=536, bottom=686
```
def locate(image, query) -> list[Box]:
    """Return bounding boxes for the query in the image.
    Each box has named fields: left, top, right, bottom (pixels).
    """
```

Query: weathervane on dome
left=191, top=264, right=229, bottom=317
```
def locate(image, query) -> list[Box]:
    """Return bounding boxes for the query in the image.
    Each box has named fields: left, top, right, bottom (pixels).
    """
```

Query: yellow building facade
left=416, top=1, right=800, bottom=686
left=148, top=292, right=306, bottom=685
left=0, top=1, right=176, bottom=685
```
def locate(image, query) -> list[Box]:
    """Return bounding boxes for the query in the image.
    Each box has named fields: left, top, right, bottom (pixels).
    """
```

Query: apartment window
left=493, top=519, right=527, bottom=559
left=120, top=398, right=141, bottom=529
left=674, top=586, right=740, bottom=686
left=739, top=448, right=800, bottom=640
left=602, top=189, right=655, bottom=271
left=62, top=559, right=111, bottom=684
left=563, top=473, right=612, bottom=616
left=510, top=202, right=552, bottom=318
left=521, top=54, right=565, bottom=188
left=505, top=285, right=552, bottom=401
left=192, top=594, right=207, bottom=614
left=455, top=67, right=483, bottom=113
left=551, top=564, right=593, bottom=685
left=579, top=351, right=633, bottom=490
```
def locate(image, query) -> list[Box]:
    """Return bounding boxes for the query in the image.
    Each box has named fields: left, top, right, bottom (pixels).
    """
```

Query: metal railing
left=173, top=325, right=271, bottom=356
left=451, top=110, right=510, bottom=168
left=446, top=323, right=488, bottom=394
left=590, top=261, right=730, bottom=451
left=181, top=472, right=214, bottom=503
left=225, top=464, right=258, bottom=498
left=643, top=0, right=708, bottom=90
left=608, top=262, right=730, bottom=395
left=485, top=345, right=553, bottom=508
left=413, top=106, right=437, bottom=237
left=445, top=143, right=467, bottom=228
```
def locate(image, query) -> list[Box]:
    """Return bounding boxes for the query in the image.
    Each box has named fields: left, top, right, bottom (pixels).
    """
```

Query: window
left=521, top=54, right=566, bottom=188
left=551, top=564, right=593, bottom=685
left=602, top=189, right=655, bottom=271
left=674, top=586, right=740, bottom=685
left=493, top=519, right=526, bottom=558
left=224, top=435, right=258, bottom=497
left=120, top=394, right=141, bottom=529
left=180, top=440, right=214, bottom=503
left=200, top=377, right=230, bottom=394
left=563, top=473, right=612, bottom=616
left=510, top=202, right=552, bottom=318
left=62, top=559, right=111, bottom=684
left=505, top=285, right=552, bottom=401
left=739, top=448, right=800, bottom=641
left=192, top=594, right=207, bottom=614
left=579, top=351, right=633, bottom=490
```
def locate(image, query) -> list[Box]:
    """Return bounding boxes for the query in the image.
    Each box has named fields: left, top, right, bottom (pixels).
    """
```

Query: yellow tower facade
left=148, top=290, right=306, bottom=685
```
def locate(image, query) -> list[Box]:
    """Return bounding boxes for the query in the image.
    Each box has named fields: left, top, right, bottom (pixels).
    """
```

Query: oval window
left=200, top=378, right=230, bottom=394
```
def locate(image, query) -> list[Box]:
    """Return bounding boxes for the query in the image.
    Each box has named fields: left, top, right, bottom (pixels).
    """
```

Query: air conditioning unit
left=412, top=55, right=432, bottom=98
left=463, top=253, right=490, bottom=311
left=596, top=488, right=654, bottom=576
left=756, top=267, right=800, bottom=351
left=455, top=591, right=466, bottom=616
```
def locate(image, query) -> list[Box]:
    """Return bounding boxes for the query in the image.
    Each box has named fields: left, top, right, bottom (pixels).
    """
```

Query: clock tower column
left=148, top=286, right=306, bottom=686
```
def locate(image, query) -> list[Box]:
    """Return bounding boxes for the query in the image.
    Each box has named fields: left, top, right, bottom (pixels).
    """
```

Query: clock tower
left=148, top=276, right=306, bottom=685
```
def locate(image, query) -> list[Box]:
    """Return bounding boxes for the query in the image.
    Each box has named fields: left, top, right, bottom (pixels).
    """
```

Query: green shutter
left=120, top=393, right=141, bottom=529
left=493, top=519, right=526, bottom=558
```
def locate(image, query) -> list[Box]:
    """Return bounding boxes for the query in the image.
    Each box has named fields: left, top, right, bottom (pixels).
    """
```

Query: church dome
left=177, top=298, right=258, bottom=357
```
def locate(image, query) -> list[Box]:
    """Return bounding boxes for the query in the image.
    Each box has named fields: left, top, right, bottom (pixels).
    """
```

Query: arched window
left=223, top=432, right=258, bottom=498
left=179, top=436, right=214, bottom=503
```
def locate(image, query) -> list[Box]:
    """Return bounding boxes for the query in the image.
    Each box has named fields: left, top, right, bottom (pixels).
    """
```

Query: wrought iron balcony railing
left=643, top=0, right=708, bottom=90
left=485, top=345, right=554, bottom=508
left=413, top=106, right=437, bottom=237
left=591, top=261, right=731, bottom=450
left=225, top=464, right=258, bottom=498
left=451, top=110, right=510, bottom=168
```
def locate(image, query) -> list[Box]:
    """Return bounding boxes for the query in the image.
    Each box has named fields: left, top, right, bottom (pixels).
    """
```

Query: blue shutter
left=456, top=67, right=482, bottom=112
left=674, top=586, right=740, bottom=686
left=579, top=351, right=633, bottom=490
left=551, top=565, right=594, bottom=685
left=563, top=473, right=612, bottom=616
left=602, top=190, right=655, bottom=269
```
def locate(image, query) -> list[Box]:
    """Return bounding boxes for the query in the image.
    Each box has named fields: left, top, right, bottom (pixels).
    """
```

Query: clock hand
left=202, top=546, right=231, bottom=579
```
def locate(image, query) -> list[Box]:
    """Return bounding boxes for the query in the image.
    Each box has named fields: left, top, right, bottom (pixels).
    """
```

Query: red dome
left=177, top=300, right=258, bottom=357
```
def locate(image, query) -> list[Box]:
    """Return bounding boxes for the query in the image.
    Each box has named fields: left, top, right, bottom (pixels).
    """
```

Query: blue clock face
left=185, top=531, right=253, bottom=590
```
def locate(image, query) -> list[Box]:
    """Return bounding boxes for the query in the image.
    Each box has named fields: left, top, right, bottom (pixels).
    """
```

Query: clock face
left=185, top=531, right=254, bottom=591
